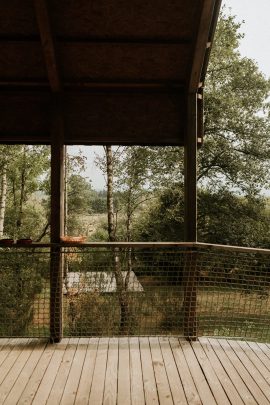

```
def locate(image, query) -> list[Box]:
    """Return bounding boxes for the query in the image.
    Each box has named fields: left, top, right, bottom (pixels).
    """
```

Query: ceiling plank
left=33, top=0, right=61, bottom=92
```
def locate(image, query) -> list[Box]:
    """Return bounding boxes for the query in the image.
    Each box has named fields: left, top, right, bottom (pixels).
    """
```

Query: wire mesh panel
left=62, top=247, right=186, bottom=337
left=0, top=243, right=269, bottom=341
left=0, top=249, right=50, bottom=337
left=197, top=247, right=270, bottom=341
left=62, top=245, right=270, bottom=341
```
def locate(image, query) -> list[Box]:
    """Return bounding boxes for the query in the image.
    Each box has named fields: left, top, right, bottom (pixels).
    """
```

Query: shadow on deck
left=0, top=337, right=270, bottom=404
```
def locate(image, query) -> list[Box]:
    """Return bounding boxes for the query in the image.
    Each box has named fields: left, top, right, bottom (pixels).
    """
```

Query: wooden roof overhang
left=0, top=0, right=221, bottom=146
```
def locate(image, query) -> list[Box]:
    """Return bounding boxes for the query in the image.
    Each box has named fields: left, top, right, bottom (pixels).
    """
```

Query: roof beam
left=188, top=0, right=216, bottom=93
left=33, top=0, right=61, bottom=92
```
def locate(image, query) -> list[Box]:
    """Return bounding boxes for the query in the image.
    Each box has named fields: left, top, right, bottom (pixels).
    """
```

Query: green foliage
left=66, top=174, right=93, bottom=235
left=198, top=189, right=270, bottom=247
left=65, top=292, right=119, bottom=336
left=135, top=185, right=270, bottom=248
left=134, top=186, right=184, bottom=242
left=90, top=190, right=107, bottom=214
left=0, top=252, right=45, bottom=336
left=201, top=10, right=270, bottom=193
left=1, top=145, right=50, bottom=240
left=67, top=174, right=93, bottom=215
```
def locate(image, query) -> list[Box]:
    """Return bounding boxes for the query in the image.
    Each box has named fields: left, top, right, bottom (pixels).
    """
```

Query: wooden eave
left=0, top=0, right=221, bottom=146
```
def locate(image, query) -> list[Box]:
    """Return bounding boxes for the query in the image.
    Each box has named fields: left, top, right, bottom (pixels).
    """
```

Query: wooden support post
left=183, top=249, right=198, bottom=341
left=50, top=95, right=64, bottom=342
left=184, top=92, right=197, bottom=242
left=183, top=93, right=198, bottom=340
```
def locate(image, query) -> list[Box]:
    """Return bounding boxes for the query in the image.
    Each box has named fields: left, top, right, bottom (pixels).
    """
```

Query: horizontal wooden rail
left=1, top=241, right=269, bottom=254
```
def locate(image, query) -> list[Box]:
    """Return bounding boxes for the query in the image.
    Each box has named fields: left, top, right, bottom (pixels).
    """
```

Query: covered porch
left=1, top=1, right=270, bottom=403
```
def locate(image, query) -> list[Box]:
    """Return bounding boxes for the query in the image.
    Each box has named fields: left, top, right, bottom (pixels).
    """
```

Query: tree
left=200, top=10, right=270, bottom=193
left=198, top=189, right=270, bottom=248
left=127, top=11, right=270, bottom=196
left=0, top=145, right=50, bottom=240
left=130, top=10, right=270, bottom=247
left=0, top=146, right=9, bottom=237
left=115, top=146, right=159, bottom=242
left=66, top=174, right=93, bottom=235
left=136, top=186, right=270, bottom=248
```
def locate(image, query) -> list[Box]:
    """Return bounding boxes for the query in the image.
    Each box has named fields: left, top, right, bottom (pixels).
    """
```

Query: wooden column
left=182, top=249, right=198, bottom=340
left=183, top=92, right=198, bottom=340
left=184, top=92, right=197, bottom=242
left=50, top=95, right=64, bottom=342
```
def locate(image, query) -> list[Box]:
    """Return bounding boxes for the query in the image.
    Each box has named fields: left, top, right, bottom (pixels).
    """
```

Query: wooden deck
left=0, top=337, right=270, bottom=404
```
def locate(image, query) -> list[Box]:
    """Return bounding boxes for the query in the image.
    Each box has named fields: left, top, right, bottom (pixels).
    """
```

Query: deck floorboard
left=0, top=337, right=269, bottom=404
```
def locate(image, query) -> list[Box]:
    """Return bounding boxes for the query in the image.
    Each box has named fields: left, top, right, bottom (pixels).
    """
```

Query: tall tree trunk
left=0, top=164, right=7, bottom=237
left=16, top=146, right=27, bottom=236
left=106, top=145, right=115, bottom=242
left=125, top=188, right=132, bottom=290
left=105, top=145, right=130, bottom=334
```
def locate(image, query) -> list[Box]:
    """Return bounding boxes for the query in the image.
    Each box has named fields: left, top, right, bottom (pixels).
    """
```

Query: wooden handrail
left=1, top=241, right=269, bottom=254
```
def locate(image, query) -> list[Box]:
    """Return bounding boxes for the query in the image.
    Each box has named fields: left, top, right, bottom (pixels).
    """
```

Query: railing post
left=183, top=248, right=198, bottom=340
left=50, top=248, right=63, bottom=342
left=50, top=95, right=64, bottom=343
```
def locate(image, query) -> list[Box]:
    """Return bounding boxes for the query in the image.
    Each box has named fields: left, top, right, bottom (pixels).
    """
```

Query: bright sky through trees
left=224, top=0, right=270, bottom=77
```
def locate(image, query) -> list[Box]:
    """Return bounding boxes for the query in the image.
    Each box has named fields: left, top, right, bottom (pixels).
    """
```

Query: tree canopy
left=200, top=10, right=270, bottom=194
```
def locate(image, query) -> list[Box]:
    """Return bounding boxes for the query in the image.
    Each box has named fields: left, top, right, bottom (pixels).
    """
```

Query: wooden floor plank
left=129, top=337, right=145, bottom=405
left=247, top=341, right=270, bottom=372
left=227, top=340, right=270, bottom=398
left=140, top=337, right=159, bottom=405
left=60, top=338, right=89, bottom=405
left=17, top=341, right=58, bottom=405
left=46, top=338, right=78, bottom=405
left=208, top=338, right=257, bottom=405
left=3, top=340, right=47, bottom=405
left=149, top=337, right=173, bottom=405
left=31, top=338, right=70, bottom=405
left=218, top=339, right=269, bottom=405
left=0, top=338, right=11, bottom=367
left=0, top=338, right=10, bottom=348
left=160, top=338, right=187, bottom=405
left=191, top=340, right=230, bottom=405
left=75, top=338, right=99, bottom=405
left=118, top=337, right=131, bottom=405
left=0, top=339, right=34, bottom=404
left=0, top=338, right=10, bottom=361
left=170, top=338, right=201, bottom=405
left=0, top=338, right=29, bottom=385
left=103, top=337, right=118, bottom=405
left=180, top=339, right=217, bottom=405
left=88, top=338, right=109, bottom=405
left=1, top=337, right=270, bottom=405
left=257, top=342, right=270, bottom=360
left=199, top=338, right=245, bottom=405
left=236, top=341, right=270, bottom=384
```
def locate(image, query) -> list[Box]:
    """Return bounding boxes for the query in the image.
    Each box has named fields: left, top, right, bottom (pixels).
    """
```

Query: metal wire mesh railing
left=62, top=246, right=186, bottom=337
left=0, top=243, right=269, bottom=341
left=0, top=249, right=50, bottom=337
left=197, top=246, right=270, bottom=341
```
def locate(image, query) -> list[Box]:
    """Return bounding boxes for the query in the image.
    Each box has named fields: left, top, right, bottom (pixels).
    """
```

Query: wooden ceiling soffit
left=33, top=0, right=61, bottom=92
left=0, top=1, right=222, bottom=146
left=188, top=0, right=221, bottom=93
left=0, top=91, right=185, bottom=146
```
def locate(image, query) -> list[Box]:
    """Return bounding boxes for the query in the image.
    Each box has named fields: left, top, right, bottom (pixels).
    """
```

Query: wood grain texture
left=3, top=336, right=269, bottom=404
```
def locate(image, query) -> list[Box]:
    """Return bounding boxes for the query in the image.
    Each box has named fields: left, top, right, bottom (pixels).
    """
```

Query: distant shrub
left=0, top=252, right=44, bottom=336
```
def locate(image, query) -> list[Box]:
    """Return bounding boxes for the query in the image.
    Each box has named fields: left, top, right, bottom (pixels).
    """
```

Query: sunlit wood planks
left=0, top=337, right=269, bottom=404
